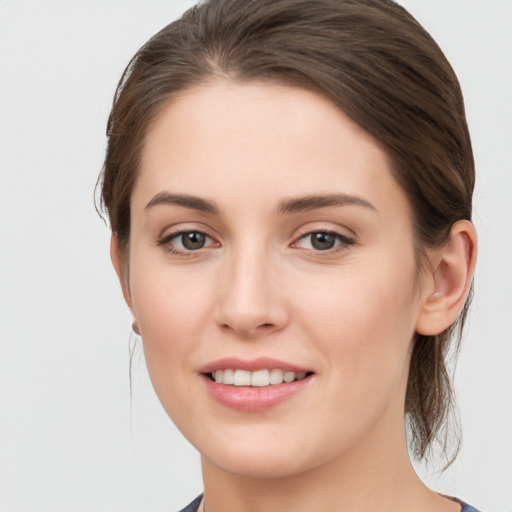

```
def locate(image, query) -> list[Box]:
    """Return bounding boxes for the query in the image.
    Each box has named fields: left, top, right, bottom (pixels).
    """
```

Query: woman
left=98, top=0, right=480, bottom=510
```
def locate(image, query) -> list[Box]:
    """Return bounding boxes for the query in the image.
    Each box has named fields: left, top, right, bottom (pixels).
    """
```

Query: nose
left=214, top=247, right=289, bottom=339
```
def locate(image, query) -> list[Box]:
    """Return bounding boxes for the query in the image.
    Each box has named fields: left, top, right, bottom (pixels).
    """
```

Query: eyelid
left=156, top=227, right=220, bottom=256
left=290, top=227, right=356, bottom=252
left=156, top=221, right=217, bottom=243
left=160, top=230, right=215, bottom=244
left=292, top=222, right=356, bottom=241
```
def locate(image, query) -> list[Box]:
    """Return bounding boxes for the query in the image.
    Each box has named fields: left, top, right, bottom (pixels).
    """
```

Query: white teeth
left=211, top=368, right=309, bottom=386
left=269, top=368, right=284, bottom=385
left=283, top=371, right=295, bottom=383
left=233, top=369, right=251, bottom=386
left=223, top=368, right=235, bottom=385
left=251, top=369, right=270, bottom=387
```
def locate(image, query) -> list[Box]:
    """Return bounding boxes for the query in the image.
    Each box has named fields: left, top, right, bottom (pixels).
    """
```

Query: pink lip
left=199, top=357, right=314, bottom=412
left=198, top=357, right=310, bottom=374
left=202, top=376, right=312, bottom=412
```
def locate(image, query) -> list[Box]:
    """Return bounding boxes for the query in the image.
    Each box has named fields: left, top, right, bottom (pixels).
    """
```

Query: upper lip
left=198, top=357, right=312, bottom=374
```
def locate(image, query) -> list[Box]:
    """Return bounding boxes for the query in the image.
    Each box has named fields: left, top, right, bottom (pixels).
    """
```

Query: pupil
left=182, top=232, right=206, bottom=250
left=311, top=232, right=335, bottom=250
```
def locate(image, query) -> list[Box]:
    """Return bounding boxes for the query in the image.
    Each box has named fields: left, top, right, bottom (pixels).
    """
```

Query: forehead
left=134, top=80, right=409, bottom=219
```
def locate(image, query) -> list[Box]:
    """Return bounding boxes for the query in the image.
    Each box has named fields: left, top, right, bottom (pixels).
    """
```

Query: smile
left=210, top=368, right=307, bottom=387
left=210, top=369, right=309, bottom=387
left=201, top=359, right=314, bottom=411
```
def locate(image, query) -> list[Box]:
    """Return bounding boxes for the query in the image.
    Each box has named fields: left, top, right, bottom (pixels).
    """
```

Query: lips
left=199, top=357, right=314, bottom=411
left=199, top=357, right=311, bottom=374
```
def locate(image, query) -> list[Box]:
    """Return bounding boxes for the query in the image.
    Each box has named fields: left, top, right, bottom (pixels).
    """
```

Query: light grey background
left=0, top=1, right=510, bottom=511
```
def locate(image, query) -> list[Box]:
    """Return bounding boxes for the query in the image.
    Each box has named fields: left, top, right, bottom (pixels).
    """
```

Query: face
left=122, top=81, right=430, bottom=478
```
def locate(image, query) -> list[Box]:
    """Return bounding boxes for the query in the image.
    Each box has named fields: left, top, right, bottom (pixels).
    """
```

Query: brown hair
left=98, top=0, right=474, bottom=464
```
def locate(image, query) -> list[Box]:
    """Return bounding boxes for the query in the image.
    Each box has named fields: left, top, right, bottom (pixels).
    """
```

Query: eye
left=177, top=231, right=208, bottom=250
left=295, top=231, right=354, bottom=251
left=158, top=230, right=217, bottom=253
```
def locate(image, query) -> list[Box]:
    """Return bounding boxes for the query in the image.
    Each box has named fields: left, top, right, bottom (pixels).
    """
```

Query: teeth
left=283, top=371, right=295, bottom=383
left=233, top=369, right=251, bottom=386
left=251, top=369, right=270, bottom=387
left=269, top=368, right=284, bottom=385
left=211, top=369, right=309, bottom=386
left=223, top=369, right=234, bottom=385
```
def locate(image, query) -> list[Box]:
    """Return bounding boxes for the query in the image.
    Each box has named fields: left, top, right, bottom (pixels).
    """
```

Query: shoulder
left=177, top=495, right=203, bottom=512
left=461, top=503, right=484, bottom=512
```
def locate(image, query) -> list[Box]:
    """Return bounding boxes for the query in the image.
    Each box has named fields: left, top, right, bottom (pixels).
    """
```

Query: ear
left=416, top=220, right=477, bottom=336
left=110, top=233, right=134, bottom=311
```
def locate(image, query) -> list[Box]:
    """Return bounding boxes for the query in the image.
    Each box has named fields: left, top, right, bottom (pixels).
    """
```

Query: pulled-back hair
left=98, top=0, right=474, bottom=464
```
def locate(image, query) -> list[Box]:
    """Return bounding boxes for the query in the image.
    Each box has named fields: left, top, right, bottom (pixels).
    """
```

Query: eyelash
left=156, top=229, right=356, bottom=257
left=293, top=230, right=356, bottom=253
left=156, top=230, right=218, bottom=257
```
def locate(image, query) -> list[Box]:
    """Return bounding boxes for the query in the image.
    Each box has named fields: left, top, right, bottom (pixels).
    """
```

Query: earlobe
left=416, top=220, right=477, bottom=336
left=132, top=321, right=141, bottom=335
left=110, top=233, right=134, bottom=310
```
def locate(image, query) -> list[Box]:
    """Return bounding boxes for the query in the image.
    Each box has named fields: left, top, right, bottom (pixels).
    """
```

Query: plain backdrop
left=0, top=1, right=511, bottom=511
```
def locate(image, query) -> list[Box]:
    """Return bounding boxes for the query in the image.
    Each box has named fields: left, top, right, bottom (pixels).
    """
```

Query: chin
left=195, top=427, right=335, bottom=480
left=203, top=448, right=313, bottom=479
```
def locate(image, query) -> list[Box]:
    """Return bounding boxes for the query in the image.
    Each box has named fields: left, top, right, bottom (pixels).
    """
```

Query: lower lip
left=202, top=375, right=312, bottom=412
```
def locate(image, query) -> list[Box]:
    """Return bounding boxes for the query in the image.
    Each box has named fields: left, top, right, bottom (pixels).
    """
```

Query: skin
left=112, top=81, right=476, bottom=512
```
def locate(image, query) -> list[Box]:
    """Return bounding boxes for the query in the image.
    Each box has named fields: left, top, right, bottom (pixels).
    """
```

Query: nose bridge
left=215, top=240, right=287, bottom=337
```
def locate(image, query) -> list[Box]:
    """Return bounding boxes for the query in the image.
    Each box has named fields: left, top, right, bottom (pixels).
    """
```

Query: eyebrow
left=277, top=194, right=377, bottom=214
left=144, top=191, right=376, bottom=216
left=145, top=192, right=219, bottom=214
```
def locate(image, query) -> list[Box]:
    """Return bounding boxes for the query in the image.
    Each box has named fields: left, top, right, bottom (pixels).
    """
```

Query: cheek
left=128, top=262, right=217, bottom=433
left=128, top=255, right=215, bottom=374
left=295, top=274, right=418, bottom=448
left=296, top=257, right=419, bottom=384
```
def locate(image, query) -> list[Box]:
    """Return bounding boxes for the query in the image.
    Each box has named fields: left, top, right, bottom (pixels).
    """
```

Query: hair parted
left=98, top=0, right=474, bottom=465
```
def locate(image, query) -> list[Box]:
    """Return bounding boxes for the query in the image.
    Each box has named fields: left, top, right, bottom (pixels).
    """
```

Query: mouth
left=206, top=368, right=313, bottom=387
left=200, top=358, right=314, bottom=411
